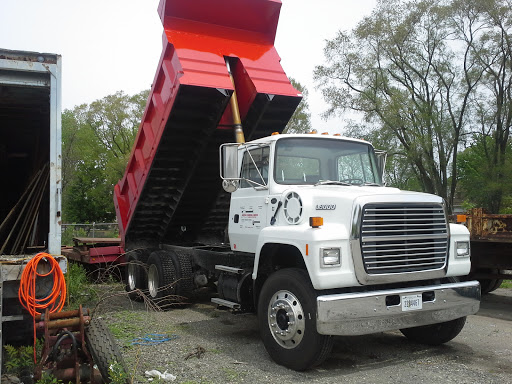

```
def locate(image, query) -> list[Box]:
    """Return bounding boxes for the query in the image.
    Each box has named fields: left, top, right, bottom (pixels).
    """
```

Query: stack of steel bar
left=0, top=163, right=49, bottom=255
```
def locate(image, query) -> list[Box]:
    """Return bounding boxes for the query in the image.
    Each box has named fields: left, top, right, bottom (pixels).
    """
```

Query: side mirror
left=220, top=143, right=240, bottom=192
left=375, top=149, right=387, bottom=183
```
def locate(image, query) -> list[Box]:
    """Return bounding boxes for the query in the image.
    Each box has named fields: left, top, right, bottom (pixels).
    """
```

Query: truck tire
left=479, top=277, right=503, bottom=294
left=489, top=279, right=504, bottom=292
left=400, top=316, right=466, bottom=345
left=173, top=250, right=193, bottom=299
left=85, top=318, right=129, bottom=383
left=257, top=268, right=333, bottom=371
left=125, top=249, right=150, bottom=301
left=146, top=250, right=177, bottom=305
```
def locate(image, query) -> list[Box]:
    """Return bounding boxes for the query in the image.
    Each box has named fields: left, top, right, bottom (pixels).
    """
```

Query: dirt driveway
left=99, top=288, right=512, bottom=384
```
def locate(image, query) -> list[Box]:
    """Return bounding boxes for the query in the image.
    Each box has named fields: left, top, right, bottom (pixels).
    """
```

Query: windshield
left=274, top=137, right=382, bottom=185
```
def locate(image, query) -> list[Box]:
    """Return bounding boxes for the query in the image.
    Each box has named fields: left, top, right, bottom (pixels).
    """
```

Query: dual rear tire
left=125, top=249, right=192, bottom=306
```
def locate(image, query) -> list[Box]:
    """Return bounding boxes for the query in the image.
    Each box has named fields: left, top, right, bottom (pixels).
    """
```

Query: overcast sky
left=0, top=0, right=376, bottom=133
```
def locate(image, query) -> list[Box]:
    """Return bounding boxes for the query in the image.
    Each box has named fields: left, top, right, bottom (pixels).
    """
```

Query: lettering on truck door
left=228, top=146, right=270, bottom=252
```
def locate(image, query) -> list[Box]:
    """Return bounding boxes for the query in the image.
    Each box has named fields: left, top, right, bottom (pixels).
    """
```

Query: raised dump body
left=114, top=0, right=301, bottom=248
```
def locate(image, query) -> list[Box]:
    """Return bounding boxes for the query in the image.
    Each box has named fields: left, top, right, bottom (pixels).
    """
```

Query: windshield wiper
left=360, top=182, right=382, bottom=187
left=314, top=180, right=351, bottom=186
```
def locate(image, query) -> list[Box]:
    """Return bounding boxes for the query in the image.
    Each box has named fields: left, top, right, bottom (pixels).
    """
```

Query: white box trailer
left=0, top=48, right=64, bottom=376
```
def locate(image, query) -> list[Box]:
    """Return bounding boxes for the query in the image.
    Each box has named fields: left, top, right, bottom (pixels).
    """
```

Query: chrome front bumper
left=316, top=281, right=480, bottom=335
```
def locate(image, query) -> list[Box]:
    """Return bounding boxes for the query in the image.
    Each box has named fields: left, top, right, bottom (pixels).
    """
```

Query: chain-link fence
left=61, top=223, right=119, bottom=246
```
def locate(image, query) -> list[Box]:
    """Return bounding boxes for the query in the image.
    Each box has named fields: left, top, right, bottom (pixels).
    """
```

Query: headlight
left=456, top=241, right=470, bottom=258
left=321, top=248, right=341, bottom=267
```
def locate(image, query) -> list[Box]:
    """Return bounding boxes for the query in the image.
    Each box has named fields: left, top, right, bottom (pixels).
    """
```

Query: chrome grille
left=360, top=204, right=448, bottom=275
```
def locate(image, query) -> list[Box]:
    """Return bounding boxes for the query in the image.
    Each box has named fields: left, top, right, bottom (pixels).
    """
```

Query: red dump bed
left=114, top=0, right=301, bottom=247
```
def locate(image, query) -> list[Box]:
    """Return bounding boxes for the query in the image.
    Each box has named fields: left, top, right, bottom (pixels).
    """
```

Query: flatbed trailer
left=465, top=208, right=512, bottom=293
left=61, top=237, right=124, bottom=265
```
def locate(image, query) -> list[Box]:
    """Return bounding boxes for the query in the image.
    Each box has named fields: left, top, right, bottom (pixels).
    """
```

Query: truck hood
left=275, top=184, right=444, bottom=227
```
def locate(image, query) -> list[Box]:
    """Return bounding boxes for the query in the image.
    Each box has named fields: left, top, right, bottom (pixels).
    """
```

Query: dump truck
left=0, top=48, right=65, bottom=376
left=114, top=0, right=481, bottom=370
left=463, top=208, right=512, bottom=293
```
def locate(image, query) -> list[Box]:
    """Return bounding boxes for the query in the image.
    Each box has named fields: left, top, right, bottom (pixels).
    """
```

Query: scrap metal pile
left=0, top=163, right=49, bottom=255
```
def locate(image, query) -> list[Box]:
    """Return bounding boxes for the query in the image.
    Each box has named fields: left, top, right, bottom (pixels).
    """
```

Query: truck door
left=228, top=146, right=270, bottom=253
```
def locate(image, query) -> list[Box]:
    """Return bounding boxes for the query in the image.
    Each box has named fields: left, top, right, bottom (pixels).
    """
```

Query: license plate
left=401, top=294, right=422, bottom=311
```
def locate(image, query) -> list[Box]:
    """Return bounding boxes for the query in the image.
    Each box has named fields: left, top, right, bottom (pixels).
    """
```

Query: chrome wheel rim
left=127, top=262, right=137, bottom=290
left=267, top=290, right=305, bottom=349
left=148, top=264, right=158, bottom=298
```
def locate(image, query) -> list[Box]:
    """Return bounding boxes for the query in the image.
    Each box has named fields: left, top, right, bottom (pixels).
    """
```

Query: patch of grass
left=176, top=322, right=191, bottom=332
left=500, top=280, right=512, bottom=289
left=107, top=310, right=147, bottom=341
left=221, top=368, right=246, bottom=382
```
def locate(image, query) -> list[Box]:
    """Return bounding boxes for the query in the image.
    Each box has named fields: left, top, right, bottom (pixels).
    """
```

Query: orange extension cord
left=18, top=252, right=67, bottom=362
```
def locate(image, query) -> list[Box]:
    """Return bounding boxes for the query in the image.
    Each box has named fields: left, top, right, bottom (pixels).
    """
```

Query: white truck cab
left=220, top=133, right=480, bottom=370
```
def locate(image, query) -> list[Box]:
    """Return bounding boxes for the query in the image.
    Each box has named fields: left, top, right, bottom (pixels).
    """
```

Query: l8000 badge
left=316, top=204, right=336, bottom=210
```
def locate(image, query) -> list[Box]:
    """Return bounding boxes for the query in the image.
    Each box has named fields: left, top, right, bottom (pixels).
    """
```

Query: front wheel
left=257, top=268, right=333, bottom=371
left=400, top=316, right=466, bottom=345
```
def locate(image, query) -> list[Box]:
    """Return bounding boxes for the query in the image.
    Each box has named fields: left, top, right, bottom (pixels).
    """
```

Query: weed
left=4, top=344, right=34, bottom=376
left=66, top=262, right=97, bottom=308
left=108, top=360, right=129, bottom=384
left=501, top=280, right=512, bottom=289
left=35, top=372, right=63, bottom=384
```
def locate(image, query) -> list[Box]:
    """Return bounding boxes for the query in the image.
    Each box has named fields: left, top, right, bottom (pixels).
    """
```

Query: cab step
left=215, top=265, right=244, bottom=274
left=211, top=298, right=241, bottom=309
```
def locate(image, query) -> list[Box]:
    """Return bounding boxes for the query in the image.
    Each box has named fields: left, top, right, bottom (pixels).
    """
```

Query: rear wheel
left=146, top=249, right=193, bottom=307
left=257, top=268, right=333, bottom=371
left=125, top=249, right=150, bottom=301
left=146, top=251, right=177, bottom=306
left=85, top=318, right=129, bottom=383
left=400, top=316, right=466, bottom=345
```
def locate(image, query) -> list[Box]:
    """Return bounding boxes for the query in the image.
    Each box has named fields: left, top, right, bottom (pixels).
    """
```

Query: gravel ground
left=96, top=287, right=512, bottom=384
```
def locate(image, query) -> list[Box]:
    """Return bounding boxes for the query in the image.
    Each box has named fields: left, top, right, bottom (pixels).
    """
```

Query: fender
left=253, top=223, right=360, bottom=290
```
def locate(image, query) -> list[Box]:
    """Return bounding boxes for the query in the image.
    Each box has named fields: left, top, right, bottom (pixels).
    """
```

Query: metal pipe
left=0, top=164, right=46, bottom=254
left=225, top=58, right=245, bottom=144
left=36, top=308, right=89, bottom=321
left=37, top=317, right=90, bottom=330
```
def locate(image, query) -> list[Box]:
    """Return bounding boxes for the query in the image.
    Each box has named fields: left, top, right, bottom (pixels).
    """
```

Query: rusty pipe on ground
left=37, top=317, right=90, bottom=330
left=36, top=308, right=90, bottom=321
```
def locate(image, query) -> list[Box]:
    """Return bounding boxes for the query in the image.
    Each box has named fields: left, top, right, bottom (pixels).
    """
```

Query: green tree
left=314, top=0, right=482, bottom=212
left=453, top=0, right=512, bottom=212
left=458, top=137, right=512, bottom=213
left=62, top=90, right=148, bottom=223
left=284, top=78, right=312, bottom=134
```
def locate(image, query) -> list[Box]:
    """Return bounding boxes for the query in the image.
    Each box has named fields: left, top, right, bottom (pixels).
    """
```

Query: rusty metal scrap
left=466, top=208, right=512, bottom=242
